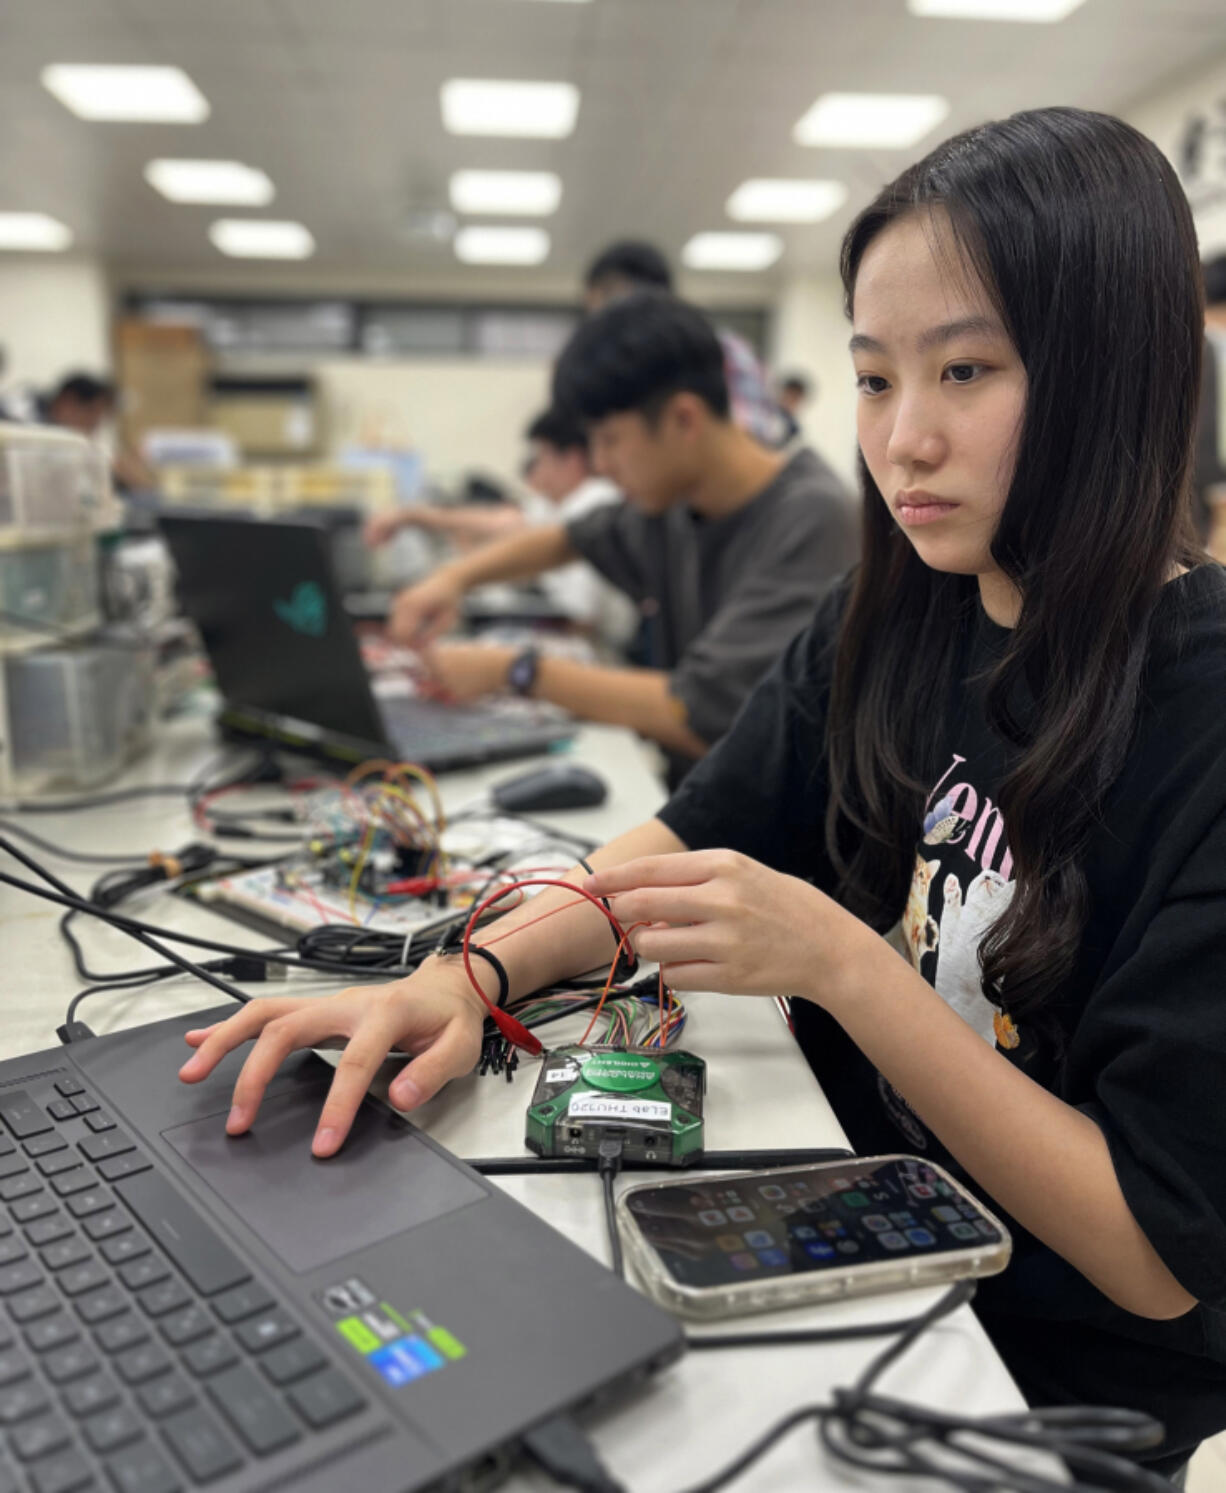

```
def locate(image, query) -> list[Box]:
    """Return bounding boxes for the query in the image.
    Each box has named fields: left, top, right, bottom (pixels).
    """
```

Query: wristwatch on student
left=506, top=646, right=541, bottom=697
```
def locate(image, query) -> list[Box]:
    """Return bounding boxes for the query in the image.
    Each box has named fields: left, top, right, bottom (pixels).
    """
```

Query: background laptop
left=161, top=514, right=573, bottom=772
left=0, top=1008, right=682, bottom=1492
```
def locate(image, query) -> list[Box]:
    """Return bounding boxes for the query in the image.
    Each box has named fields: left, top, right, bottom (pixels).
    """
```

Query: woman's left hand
left=585, top=849, right=877, bottom=1005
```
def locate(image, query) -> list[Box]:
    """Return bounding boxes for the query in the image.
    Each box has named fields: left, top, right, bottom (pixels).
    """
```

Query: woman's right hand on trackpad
left=176, top=959, right=489, bottom=1158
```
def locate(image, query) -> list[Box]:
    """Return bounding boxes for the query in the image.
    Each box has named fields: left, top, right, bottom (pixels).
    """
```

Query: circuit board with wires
left=185, top=756, right=588, bottom=943
left=186, top=856, right=452, bottom=939
left=184, top=756, right=691, bottom=1084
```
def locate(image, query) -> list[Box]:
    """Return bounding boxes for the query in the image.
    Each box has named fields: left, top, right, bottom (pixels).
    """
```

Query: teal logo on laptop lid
left=274, top=580, right=327, bottom=637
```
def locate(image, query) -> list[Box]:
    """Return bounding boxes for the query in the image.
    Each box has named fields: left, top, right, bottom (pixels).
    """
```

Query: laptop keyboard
left=0, top=1078, right=368, bottom=1492
left=380, top=698, right=568, bottom=764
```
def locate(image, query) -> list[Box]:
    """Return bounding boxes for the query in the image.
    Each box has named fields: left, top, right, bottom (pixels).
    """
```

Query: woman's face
left=850, top=211, right=1028, bottom=610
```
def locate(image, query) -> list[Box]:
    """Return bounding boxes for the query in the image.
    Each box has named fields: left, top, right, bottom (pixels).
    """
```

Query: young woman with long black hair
left=181, top=107, right=1226, bottom=1474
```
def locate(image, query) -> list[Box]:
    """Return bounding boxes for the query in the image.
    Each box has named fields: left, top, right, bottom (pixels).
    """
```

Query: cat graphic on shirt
left=902, top=854, right=941, bottom=965
left=934, top=869, right=1014, bottom=1045
left=906, top=789, right=1016, bottom=1045
left=901, top=794, right=966, bottom=966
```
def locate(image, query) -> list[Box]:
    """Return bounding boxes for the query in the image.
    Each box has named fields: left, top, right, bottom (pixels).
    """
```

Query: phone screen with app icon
left=623, top=1157, right=1003, bottom=1288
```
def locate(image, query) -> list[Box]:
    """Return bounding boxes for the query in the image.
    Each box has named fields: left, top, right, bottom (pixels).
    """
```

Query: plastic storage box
left=4, top=644, right=155, bottom=792
left=0, top=425, right=129, bottom=795
left=0, top=423, right=119, bottom=647
left=0, top=422, right=114, bottom=536
left=0, top=538, right=99, bottom=638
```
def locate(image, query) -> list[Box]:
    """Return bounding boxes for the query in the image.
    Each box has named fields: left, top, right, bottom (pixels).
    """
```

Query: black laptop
left=161, top=515, right=573, bottom=772
left=0, top=1008, right=683, bottom=1491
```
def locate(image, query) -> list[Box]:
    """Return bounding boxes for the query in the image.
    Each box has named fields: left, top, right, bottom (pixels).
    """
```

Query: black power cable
left=677, top=1283, right=1174, bottom=1492
left=53, top=852, right=290, bottom=1029
left=523, top=1416, right=623, bottom=1493
left=781, top=1276, right=1169, bottom=1493
left=184, top=750, right=314, bottom=843
left=465, top=1148, right=852, bottom=1176
left=55, top=846, right=277, bottom=988
left=5, top=783, right=199, bottom=814
left=0, top=836, right=250, bottom=1009
left=0, top=835, right=653, bottom=1046
left=64, top=952, right=279, bottom=1031
left=0, top=866, right=405, bottom=980
left=518, top=1155, right=1178, bottom=1493
left=0, top=819, right=155, bottom=867
left=528, top=1280, right=1175, bottom=1493
left=6, top=755, right=614, bottom=1005
left=65, top=970, right=190, bottom=1029
left=597, top=1137, right=625, bottom=1277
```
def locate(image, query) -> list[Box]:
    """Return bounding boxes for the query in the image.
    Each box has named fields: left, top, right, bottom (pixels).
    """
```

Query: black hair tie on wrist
left=468, top=945, right=510, bottom=1009
left=576, top=856, right=638, bottom=980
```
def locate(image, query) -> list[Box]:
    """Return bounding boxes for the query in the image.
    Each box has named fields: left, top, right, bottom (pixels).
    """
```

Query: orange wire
left=480, top=892, right=602, bottom=949
left=482, top=893, right=633, bottom=1046
left=459, top=876, right=632, bottom=1056
left=382, top=761, right=445, bottom=833
left=375, top=790, right=431, bottom=842
left=483, top=899, right=672, bottom=1050
left=448, top=874, right=682, bottom=1055
left=343, top=757, right=398, bottom=787
left=477, top=896, right=686, bottom=1051
left=579, top=922, right=648, bottom=1045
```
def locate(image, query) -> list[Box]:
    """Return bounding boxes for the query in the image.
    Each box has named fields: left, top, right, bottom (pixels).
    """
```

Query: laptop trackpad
left=163, top=1085, right=485, bottom=1274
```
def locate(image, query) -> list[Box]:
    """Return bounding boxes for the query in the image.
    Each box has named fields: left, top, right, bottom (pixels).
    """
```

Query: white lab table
left=0, top=711, right=1027, bottom=1492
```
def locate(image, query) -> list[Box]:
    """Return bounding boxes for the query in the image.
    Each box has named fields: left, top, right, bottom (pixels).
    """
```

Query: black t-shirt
left=659, top=564, right=1226, bottom=1471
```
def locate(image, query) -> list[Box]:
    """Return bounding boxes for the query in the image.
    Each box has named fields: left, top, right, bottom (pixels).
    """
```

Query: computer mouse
left=490, top=763, right=609, bottom=813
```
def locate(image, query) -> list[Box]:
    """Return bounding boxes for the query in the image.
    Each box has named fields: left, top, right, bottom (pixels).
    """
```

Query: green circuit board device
left=525, top=1045, right=707, bottom=1165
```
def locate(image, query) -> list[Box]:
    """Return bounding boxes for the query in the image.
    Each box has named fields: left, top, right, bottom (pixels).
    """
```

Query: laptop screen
left=161, top=514, right=388, bottom=747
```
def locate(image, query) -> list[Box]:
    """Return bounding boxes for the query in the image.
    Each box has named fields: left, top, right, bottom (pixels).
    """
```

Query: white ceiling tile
left=0, top=0, right=1218, bottom=288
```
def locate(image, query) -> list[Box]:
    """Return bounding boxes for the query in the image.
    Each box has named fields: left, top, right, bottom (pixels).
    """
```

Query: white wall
left=0, top=257, right=111, bottom=389
left=770, top=271, right=858, bottom=489
left=315, top=355, right=552, bottom=486
left=1126, top=55, right=1226, bottom=257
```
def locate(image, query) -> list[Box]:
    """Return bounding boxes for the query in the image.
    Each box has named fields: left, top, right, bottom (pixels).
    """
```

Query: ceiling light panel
left=42, top=65, right=209, bottom=123
left=682, top=232, right=782, bottom=272
left=0, top=214, right=73, bottom=251
left=794, top=92, right=949, bottom=149
left=909, top=0, right=1086, bottom=17
left=727, top=178, right=848, bottom=223
left=441, top=80, right=579, bottom=138
left=450, top=170, right=561, bottom=216
left=454, top=226, right=550, bottom=265
left=145, top=160, right=274, bottom=206
left=209, top=219, right=314, bottom=259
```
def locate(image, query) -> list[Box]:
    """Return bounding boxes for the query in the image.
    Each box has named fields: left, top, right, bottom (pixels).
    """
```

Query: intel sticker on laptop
left=316, top=1277, right=467, bottom=1389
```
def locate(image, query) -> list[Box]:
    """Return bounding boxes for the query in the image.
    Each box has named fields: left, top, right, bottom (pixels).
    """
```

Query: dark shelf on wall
left=120, top=292, right=772, bottom=361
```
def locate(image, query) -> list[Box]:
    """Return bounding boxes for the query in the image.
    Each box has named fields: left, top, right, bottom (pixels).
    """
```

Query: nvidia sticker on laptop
left=315, top=1277, right=466, bottom=1389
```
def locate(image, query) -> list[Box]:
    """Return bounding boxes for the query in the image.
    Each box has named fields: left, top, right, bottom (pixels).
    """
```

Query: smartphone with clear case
left=617, top=1153, right=1011, bottom=1320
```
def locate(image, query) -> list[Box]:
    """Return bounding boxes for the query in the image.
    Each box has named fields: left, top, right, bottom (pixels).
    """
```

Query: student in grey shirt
left=566, top=446, right=850, bottom=776
left=390, top=291, right=856, bottom=779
